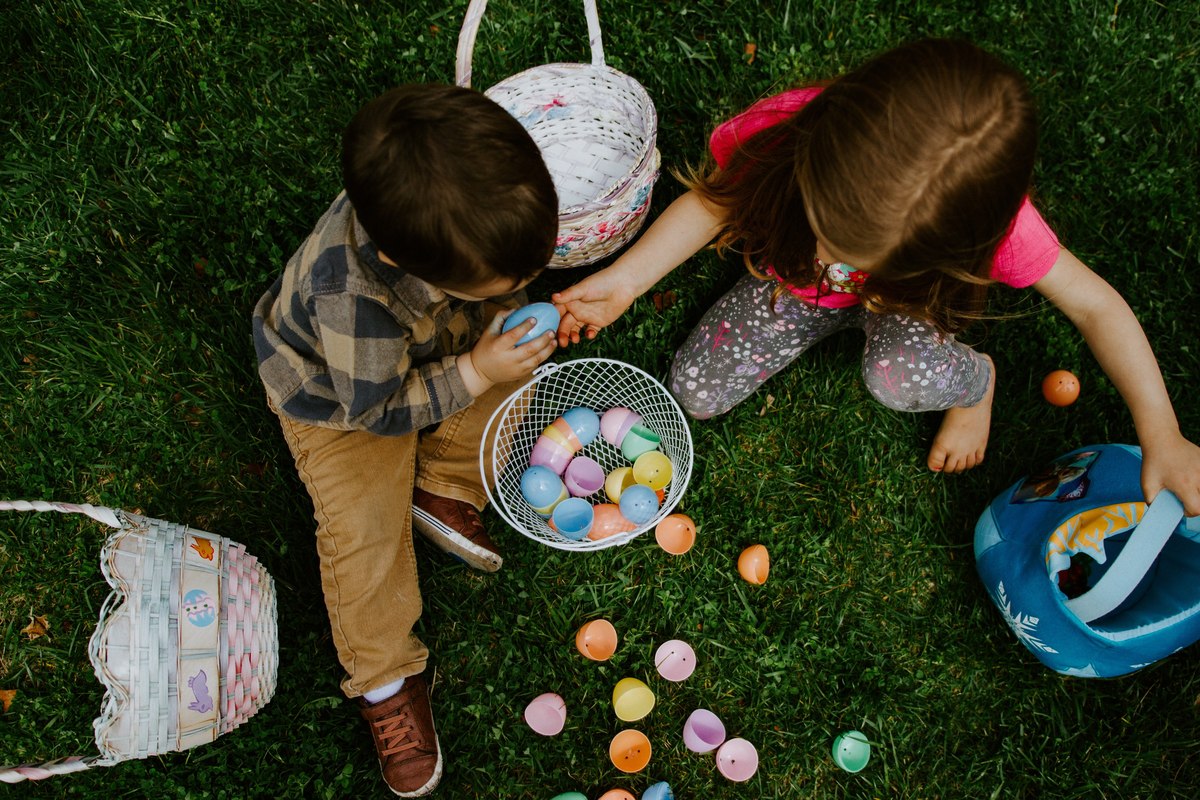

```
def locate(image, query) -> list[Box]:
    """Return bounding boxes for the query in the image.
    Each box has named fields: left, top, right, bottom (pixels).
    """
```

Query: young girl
left=552, top=38, right=1200, bottom=515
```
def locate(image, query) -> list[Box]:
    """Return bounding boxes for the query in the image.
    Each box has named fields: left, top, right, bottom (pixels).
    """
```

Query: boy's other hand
left=461, top=313, right=556, bottom=394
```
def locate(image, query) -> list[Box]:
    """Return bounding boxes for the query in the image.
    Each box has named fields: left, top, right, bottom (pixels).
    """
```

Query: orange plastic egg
left=589, top=503, right=638, bottom=541
left=1042, top=369, right=1080, bottom=406
left=597, top=791, right=637, bottom=800
left=609, top=729, right=652, bottom=773
left=575, top=618, right=618, bottom=661
left=655, top=514, right=696, bottom=555
left=738, top=544, right=770, bottom=585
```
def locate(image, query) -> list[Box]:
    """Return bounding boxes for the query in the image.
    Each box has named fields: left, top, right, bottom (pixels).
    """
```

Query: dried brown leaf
left=21, top=614, right=50, bottom=641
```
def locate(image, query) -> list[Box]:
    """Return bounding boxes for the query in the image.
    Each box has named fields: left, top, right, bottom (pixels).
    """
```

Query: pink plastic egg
left=524, top=692, right=567, bottom=736
left=716, top=737, right=759, bottom=782
left=600, top=407, right=642, bottom=447
left=529, top=435, right=574, bottom=475
left=564, top=456, right=605, bottom=497
left=654, top=639, right=697, bottom=681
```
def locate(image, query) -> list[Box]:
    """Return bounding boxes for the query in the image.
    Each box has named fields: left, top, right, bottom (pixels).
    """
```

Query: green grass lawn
left=2, top=1, right=1199, bottom=797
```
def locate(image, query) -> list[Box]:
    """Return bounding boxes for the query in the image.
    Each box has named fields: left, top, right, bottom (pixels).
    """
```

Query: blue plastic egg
left=501, top=302, right=560, bottom=346
left=618, top=484, right=659, bottom=525
left=560, top=407, right=600, bottom=447
left=552, top=497, right=595, bottom=540
left=520, top=466, right=568, bottom=515
left=642, top=782, right=675, bottom=800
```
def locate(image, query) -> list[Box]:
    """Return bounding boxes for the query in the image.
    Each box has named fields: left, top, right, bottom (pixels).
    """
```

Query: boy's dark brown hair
left=688, top=38, right=1038, bottom=333
left=342, top=84, right=558, bottom=290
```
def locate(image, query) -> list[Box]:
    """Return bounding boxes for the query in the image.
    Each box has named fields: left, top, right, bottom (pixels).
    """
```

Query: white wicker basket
left=0, top=501, right=279, bottom=783
left=457, top=0, right=660, bottom=268
left=481, top=359, right=693, bottom=551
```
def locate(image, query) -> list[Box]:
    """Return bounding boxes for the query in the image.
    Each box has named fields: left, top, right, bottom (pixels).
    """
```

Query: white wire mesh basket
left=456, top=0, right=660, bottom=268
left=481, top=359, right=693, bottom=551
left=0, top=501, right=278, bottom=783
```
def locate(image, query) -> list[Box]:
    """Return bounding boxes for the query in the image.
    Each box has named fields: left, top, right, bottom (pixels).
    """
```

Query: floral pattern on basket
left=457, top=0, right=660, bottom=268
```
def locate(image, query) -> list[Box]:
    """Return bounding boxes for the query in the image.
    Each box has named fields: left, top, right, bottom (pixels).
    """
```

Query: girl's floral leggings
left=668, top=274, right=991, bottom=419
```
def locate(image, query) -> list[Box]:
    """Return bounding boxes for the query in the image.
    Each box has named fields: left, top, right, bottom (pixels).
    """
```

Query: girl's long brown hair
left=688, top=38, right=1038, bottom=333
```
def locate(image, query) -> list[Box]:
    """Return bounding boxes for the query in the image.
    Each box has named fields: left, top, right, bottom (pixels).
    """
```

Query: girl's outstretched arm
left=1034, top=248, right=1200, bottom=515
left=552, top=189, right=726, bottom=345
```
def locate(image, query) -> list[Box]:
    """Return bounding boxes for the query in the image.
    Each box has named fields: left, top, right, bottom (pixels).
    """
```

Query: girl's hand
left=460, top=314, right=556, bottom=394
left=1140, top=431, right=1200, bottom=517
left=551, top=270, right=638, bottom=346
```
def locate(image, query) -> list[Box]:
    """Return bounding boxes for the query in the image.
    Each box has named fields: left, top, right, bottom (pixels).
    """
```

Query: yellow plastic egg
left=632, top=451, right=673, bottom=491
left=605, top=467, right=637, bottom=503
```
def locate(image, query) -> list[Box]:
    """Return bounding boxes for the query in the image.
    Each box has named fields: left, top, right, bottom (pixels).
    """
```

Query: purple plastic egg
left=564, top=456, right=605, bottom=497
left=529, top=436, right=574, bottom=475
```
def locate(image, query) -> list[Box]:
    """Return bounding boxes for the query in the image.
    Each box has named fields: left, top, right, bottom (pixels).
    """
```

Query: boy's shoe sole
left=411, top=489, right=503, bottom=573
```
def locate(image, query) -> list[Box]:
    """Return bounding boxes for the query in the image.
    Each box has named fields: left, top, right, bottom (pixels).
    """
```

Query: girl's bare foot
left=927, top=353, right=995, bottom=473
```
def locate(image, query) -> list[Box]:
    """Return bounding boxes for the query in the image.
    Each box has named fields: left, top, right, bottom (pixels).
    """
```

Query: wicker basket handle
left=0, top=500, right=122, bottom=782
left=0, top=499, right=121, bottom=528
left=456, top=0, right=606, bottom=88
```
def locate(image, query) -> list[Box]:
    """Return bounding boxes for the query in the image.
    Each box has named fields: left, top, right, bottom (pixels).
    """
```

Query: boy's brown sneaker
left=412, top=487, right=503, bottom=573
left=360, top=672, right=443, bottom=797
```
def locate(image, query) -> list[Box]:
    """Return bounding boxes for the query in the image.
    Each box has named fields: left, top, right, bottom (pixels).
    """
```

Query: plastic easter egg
left=1042, top=369, right=1080, bottom=406
left=654, top=639, right=697, bottom=682
left=543, top=419, right=582, bottom=452
left=561, top=407, right=600, bottom=447
left=550, top=794, right=589, bottom=800
left=632, top=451, right=673, bottom=490
left=600, top=407, right=641, bottom=447
left=738, top=544, right=770, bottom=585
left=654, top=514, right=696, bottom=555
left=501, top=302, right=560, bottom=346
left=605, top=467, right=637, bottom=503
left=564, top=456, right=605, bottom=497
left=589, top=504, right=637, bottom=541
left=529, top=435, right=574, bottom=475
left=682, top=708, right=726, bottom=753
left=716, top=737, right=759, bottom=782
left=575, top=619, right=618, bottom=661
left=523, top=692, right=566, bottom=736
left=642, top=782, right=674, bottom=800
left=552, top=497, right=594, bottom=540
left=619, top=484, right=659, bottom=526
left=598, top=791, right=637, bottom=800
left=608, top=729, right=652, bottom=773
left=620, top=424, right=661, bottom=461
left=612, top=677, right=655, bottom=722
left=520, top=466, right=568, bottom=516
left=832, top=730, right=871, bottom=773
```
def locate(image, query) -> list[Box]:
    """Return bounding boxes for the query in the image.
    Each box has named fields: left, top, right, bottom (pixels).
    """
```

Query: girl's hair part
left=687, top=38, right=1039, bottom=333
left=342, top=84, right=558, bottom=290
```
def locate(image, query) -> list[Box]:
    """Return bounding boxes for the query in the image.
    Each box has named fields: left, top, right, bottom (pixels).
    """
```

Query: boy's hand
left=459, top=313, right=556, bottom=395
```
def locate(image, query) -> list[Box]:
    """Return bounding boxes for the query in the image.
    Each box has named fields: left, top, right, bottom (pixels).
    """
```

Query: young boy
left=252, top=84, right=558, bottom=797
